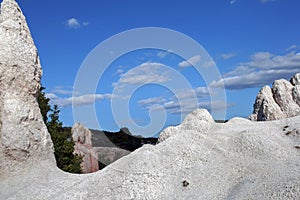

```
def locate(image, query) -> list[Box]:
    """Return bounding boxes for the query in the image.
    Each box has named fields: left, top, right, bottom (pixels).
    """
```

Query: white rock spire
left=0, top=0, right=55, bottom=176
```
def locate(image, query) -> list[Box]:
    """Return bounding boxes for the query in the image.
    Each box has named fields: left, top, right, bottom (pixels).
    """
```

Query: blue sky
left=15, top=0, right=300, bottom=137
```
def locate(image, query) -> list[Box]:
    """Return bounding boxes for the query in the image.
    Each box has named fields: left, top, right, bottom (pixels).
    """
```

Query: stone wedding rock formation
left=1, top=1, right=300, bottom=199
left=72, top=123, right=99, bottom=173
left=249, top=73, right=300, bottom=121
left=0, top=0, right=55, bottom=179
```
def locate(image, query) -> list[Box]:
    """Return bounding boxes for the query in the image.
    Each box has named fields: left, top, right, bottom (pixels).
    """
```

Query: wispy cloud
left=230, top=0, right=239, bottom=5
left=286, top=44, right=297, bottom=51
left=178, top=55, right=201, bottom=68
left=231, top=0, right=275, bottom=5
left=260, top=0, right=276, bottom=3
left=157, top=50, right=173, bottom=59
left=210, top=50, right=300, bottom=90
left=221, top=53, right=236, bottom=60
left=173, top=87, right=210, bottom=100
left=138, top=97, right=167, bottom=108
left=115, top=62, right=171, bottom=87
left=51, top=89, right=74, bottom=95
left=136, top=86, right=228, bottom=115
left=160, top=99, right=231, bottom=115
left=46, top=93, right=114, bottom=107
left=113, top=68, right=125, bottom=77
left=65, top=18, right=89, bottom=29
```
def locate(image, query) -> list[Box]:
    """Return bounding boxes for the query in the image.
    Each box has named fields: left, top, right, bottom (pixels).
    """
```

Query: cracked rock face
left=0, top=0, right=55, bottom=177
left=249, top=73, right=300, bottom=121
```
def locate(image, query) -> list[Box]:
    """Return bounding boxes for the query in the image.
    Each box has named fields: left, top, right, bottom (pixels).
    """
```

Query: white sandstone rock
left=1, top=1, right=300, bottom=199
left=0, top=0, right=55, bottom=179
left=158, top=109, right=214, bottom=143
left=250, top=73, right=300, bottom=121
left=291, top=73, right=300, bottom=85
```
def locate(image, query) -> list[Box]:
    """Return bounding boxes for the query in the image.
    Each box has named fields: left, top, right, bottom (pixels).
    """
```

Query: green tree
left=38, top=87, right=82, bottom=174
left=37, top=86, right=51, bottom=124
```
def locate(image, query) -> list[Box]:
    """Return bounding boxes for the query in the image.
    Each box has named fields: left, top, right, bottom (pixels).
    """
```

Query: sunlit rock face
left=72, top=123, right=99, bottom=173
left=249, top=73, right=300, bottom=121
left=0, top=0, right=55, bottom=178
left=0, top=1, right=299, bottom=199
left=157, top=109, right=214, bottom=143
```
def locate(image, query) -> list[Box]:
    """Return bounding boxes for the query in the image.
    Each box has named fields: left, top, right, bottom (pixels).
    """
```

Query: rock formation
left=158, top=109, right=214, bottom=143
left=0, top=0, right=55, bottom=178
left=249, top=73, right=300, bottom=121
left=1, top=1, right=300, bottom=199
left=72, top=123, right=99, bottom=173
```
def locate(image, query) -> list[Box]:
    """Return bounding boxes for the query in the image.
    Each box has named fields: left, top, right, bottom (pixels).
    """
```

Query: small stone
left=182, top=180, right=189, bottom=187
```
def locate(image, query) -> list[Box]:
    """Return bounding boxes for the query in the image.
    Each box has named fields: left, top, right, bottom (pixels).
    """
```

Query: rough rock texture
left=1, top=1, right=300, bottom=199
left=158, top=109, right=214, bottom=143
left=249, top=73, right=300, bottom=121
left=72, top=123, right=99, bottom=173
left=2, top=108, right=300, bottom=199
left=0, top=0, right=55, bottom=178
left=93, top=147, right=130, bottom=166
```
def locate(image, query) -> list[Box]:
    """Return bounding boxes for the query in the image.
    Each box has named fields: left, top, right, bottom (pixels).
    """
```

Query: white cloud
left=173, top=87, right=210, bottom=100
left=210, top=50, right=300, bottom=90
left=221, top=53, right=236, bottom=60
left=82, top=22, right=90, bottom=26
left=46, top=93, right=113, bottom=107
left=116, top=62, right=170, bottom=86
left=136, top=86, right=226, bottom=115
left=51, top=89, right=73, bottom=95
left=45, top=93, right=58, bottom=99
left=202, top=60, right=215, bottom=68
left=65, top=18, right=89, bottom=29
left=161, top=99, right=231, bottom=115
left=286, top=45, right=297, bottom=51
left=113, top=68, right=124, bottom=77
left=178, top=55, right=201, bottom=68
left=138, top=97, right=166, bottom=108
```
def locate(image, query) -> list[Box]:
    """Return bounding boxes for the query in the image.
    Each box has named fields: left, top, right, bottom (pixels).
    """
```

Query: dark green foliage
left=37, top=86, right=51, bottom=124
left=38, top=87, right=82, bottom=174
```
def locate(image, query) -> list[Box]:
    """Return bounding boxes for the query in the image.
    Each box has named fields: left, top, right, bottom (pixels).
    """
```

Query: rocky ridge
left=249, top=73, right=300, bottom=121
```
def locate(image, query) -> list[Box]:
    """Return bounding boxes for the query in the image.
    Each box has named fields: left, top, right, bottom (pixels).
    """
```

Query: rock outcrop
left=249, top=73, right=300, bottom=121
left=158, top=109, right=214, bottom=143
left=0, top=0, right=55, bottom=178
left=72, top=123, right=99, bottom=173
left=1, top=1, right=300, bottom=199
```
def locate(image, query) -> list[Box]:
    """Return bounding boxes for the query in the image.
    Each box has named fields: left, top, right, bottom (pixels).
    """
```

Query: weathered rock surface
left=249, top=73, right=300, bottom=121
left=0, top=0, right=55, bottom=179
left=158, top=109, right=214, bottom=143
left=1, top=1, right=300, bottom=199
left=2, top=108, right=300, bottom=199
left=72, top=123, right=99, bottom=173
